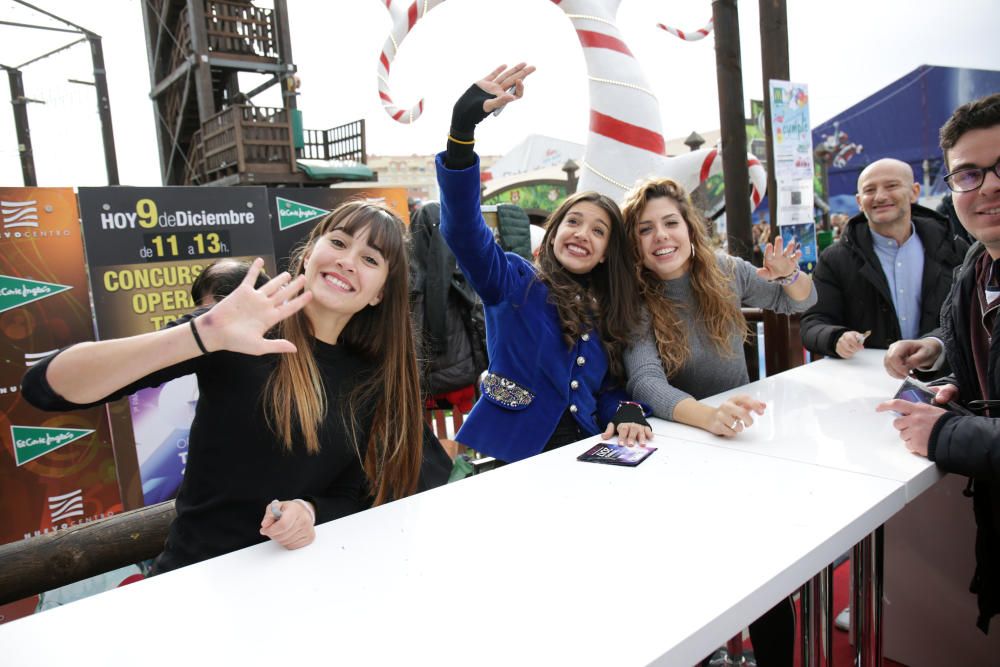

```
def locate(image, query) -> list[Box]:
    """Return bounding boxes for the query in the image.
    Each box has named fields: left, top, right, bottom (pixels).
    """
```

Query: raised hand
left=757, top=235, right=802, bottom=281
left=195, top=258, right=312, bottom=356
left=476, top=63, right=535, bottom=115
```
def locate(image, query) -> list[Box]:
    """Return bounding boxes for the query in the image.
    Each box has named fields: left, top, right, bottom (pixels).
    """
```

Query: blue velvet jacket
left=437, top=153, right=624, bottom=462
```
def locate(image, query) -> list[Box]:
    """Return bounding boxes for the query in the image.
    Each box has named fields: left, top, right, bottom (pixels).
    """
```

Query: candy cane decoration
left=553, top=0, right=670, bottom=197
left=373, top=0, right=765, bottom=209
left=376, top=0, right=447, bottom=124
left=656, top=17, right=713, bottom=41
left=553, top=0, right=765, bottom=206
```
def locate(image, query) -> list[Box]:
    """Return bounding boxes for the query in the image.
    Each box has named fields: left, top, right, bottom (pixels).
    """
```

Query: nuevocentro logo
left=11, top=425, right=94, bottom=466
left=276, top=197, right=328, bottom=231
left=0, top=275, right=71, bottom=314
left=1, top=199, right=39, bottom=229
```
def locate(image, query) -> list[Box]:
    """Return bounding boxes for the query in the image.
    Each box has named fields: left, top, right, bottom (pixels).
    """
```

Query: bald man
left=801, top=158, right=968, bottom=359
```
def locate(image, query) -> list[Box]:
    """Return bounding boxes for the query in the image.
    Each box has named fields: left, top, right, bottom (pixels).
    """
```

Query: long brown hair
left=621, top=178, right=746, bottom=377
left=264, top=201, right=422, bottom=505
left=534, top=191, right=640, bottom=379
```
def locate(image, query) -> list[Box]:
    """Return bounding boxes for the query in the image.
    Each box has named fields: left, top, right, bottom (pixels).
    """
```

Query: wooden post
left=4, top=66, right=37, bottom=186
left=711, top=0, right=753, bottom=264
left=273, top=0, right=297, bottom=112
left=187, top=0, right=216, bottom=123
left=758, top=0, right=804, bottom=374
left=86, top=34, right=119, bottom=185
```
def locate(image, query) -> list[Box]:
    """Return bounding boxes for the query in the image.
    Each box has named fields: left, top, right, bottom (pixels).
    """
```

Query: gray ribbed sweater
left=624, top=253, right=817, bottom=419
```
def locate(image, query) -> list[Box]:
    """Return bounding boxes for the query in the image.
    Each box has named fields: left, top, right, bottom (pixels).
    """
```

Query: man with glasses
left=880, top=93, right=1000, bottom=633
left=802, top=157, right=967, bottom=361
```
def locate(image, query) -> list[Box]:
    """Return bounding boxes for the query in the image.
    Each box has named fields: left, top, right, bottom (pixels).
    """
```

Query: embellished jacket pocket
left=480, top=372, right=535, bottom=410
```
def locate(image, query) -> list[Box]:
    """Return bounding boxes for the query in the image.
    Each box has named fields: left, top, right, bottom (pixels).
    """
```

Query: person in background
left=879, top=93, right=1000, bottom=633
left=435, top=63, right=651, bottom=464
left=801, top=158, right=967, bottom=361
left=830, top=212, right=849, bottom=241
left=190, top=258, right=269, bottom=307
left=23, top=202, right=450, bottom=574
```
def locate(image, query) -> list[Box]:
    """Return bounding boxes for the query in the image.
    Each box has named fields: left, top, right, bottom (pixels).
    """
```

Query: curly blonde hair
left=621, top=178, right=747, bottom=377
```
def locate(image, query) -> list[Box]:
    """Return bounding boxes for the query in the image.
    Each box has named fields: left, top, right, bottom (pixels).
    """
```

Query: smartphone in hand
left=893, top=377, right=972, bottom=416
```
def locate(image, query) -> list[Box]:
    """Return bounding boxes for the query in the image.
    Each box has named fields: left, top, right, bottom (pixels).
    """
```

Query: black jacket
left=801, top=205, right=968, bottom=357
left=409, top=202, right=488, bottom=395
left=928, top=241, right=1000, bottom=633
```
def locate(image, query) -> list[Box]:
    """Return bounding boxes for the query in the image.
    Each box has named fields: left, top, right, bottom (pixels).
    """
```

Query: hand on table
left=602, top=421, right=653, bottom=447
left=835, top=330, right=869, bottom=359
left=875, top=399, right=947, bottom=458
left=260, top=499, right=316, bottom=550
left=705, top=395, right=766, bottom=438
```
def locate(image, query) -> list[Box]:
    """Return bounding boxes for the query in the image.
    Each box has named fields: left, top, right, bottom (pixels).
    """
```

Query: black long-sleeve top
left=22, top=314, right=450, bottom=573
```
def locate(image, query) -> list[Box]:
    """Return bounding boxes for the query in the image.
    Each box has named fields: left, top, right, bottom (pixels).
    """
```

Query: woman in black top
left=23, top=201, right=446, bottom=573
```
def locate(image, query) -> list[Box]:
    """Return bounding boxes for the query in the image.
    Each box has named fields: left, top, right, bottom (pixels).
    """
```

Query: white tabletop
left=647, top=350, right=942, bottom=501
left=0, top=433, right=904, bottom=667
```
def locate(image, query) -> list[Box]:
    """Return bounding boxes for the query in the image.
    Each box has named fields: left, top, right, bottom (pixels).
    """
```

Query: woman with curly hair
left=621, top=177, right=815, bottom=667
left=435, top=64, right=650, bottom=463
left=622, top=177, right=815, bottom=437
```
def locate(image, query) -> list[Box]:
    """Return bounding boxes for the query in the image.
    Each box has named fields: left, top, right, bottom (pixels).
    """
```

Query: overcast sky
left=1, top=0, right=998, bottom=187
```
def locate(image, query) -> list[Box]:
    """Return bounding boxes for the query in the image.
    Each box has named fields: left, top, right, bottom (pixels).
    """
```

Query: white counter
left=0, top=350, right=936, bottom=666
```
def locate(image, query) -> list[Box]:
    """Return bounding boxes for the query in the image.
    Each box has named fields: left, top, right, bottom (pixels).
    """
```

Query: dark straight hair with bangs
left=264, top=200, right=423, bottom=506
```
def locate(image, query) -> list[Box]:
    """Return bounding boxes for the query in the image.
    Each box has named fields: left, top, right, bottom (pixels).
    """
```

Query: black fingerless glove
left=611, top=401, right=650, bottom=429
left=445, top=84, right=495, bottom=170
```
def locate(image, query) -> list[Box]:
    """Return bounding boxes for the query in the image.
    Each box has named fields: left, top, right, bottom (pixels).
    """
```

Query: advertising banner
left=267, top=186, right=410, bottom=272
left=77, top=187, right=276, bottom=506
left=0, top=187, right=121, bottom=547
left=769, top=80, right=817, bottom=272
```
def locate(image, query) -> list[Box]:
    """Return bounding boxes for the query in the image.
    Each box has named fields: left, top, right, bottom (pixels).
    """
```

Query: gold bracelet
left=447, top=134, right=475, bottom=145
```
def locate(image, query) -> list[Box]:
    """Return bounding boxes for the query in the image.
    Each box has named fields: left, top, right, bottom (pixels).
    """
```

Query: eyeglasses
left=943, top=158, right=1000, bottom=193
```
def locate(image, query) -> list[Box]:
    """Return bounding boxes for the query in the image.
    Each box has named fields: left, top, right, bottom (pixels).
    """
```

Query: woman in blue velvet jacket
left=436, top=64, right=650, bottom=463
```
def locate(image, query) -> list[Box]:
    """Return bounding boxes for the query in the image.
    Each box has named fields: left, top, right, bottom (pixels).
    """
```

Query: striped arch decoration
left=375, top=0, right=766, bottom=209
left=376, top=0, right=447, bottom=124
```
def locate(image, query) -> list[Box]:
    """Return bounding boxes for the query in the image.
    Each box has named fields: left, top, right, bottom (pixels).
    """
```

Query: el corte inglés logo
left=11, top=425, right=95, bottom=466
left=0, top=274, right=72, bottom=314
left=276, top=197, right=328, bottom=231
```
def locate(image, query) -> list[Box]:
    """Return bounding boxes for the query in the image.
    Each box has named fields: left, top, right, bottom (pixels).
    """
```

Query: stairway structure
left=140, top=0, right=371, bottom=186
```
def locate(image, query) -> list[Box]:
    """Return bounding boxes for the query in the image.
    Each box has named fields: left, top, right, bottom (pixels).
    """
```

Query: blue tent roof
left=812, top=65, right=1000, bottom=215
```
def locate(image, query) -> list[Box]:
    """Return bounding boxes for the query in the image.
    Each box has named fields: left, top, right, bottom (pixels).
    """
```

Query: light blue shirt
left=871, top=224, right=924, bottom=340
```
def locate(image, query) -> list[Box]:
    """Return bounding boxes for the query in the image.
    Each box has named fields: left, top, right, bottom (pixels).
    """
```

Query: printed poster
left=0, top=187, right=121, bottom=547
left=769, top=80, right=816, bottom=229
left=77, top=187, right=276, bottom=506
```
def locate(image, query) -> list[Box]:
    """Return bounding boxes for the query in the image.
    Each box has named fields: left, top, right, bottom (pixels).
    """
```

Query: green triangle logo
left=11, top=425, right=95, bottom=466
left=0, top=275, right=72, bottom=314
left=276, top=197, right=329, bottom=231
